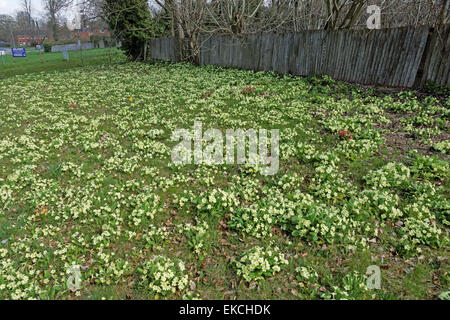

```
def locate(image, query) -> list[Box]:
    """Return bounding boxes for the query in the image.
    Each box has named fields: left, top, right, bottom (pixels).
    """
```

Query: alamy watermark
left=171, top=121, right=279, bottom=176
left=67, top=265, right=81, bottom=292
left=366, top=265, right=381, bottom=290
left=367, top=5, right=381, bottom=29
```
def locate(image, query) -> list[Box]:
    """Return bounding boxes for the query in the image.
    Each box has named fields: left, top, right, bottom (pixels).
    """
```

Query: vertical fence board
left=392, top=27, right=413, bottom=86
left=407, top=27, right=428, bottom=87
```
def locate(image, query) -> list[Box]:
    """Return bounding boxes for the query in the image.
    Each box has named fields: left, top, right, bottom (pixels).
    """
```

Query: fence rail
left=149, top=25, right=450, bottom=88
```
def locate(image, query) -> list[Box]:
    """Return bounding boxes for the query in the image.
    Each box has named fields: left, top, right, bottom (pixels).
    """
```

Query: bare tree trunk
left=170, top=10, right=175, bottom=37
left=440, top=0, right=450, bottom=25
left=51, top=15, right=58, bottom=41
left=324, top=0, right=367, bottom=30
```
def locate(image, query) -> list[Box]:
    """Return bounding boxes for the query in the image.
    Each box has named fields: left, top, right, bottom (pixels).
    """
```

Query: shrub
left=103, top=0, right=153, bottom=60
left=43, top=42, right=52, bottom=53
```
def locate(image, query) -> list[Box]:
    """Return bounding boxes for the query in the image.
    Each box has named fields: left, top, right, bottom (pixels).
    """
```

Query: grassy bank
left=0, top=61, right=448, bottom=300
left=0, top=47, right=125, bottom=78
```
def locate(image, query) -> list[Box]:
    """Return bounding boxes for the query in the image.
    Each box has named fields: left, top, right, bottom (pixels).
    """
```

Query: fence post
left=108, top=44, right=112, bottom=64
left=143, top=40, right=147, bottom=61
left=79, top=40, right=84, bottom=67
left=39, top=48, right=44, bottom=64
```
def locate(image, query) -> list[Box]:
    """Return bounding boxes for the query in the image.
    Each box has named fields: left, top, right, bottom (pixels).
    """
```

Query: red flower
left=339, top=130, right=353, bottom=140
left=241, top=87, right=256, bottom=95
left=202, top=90, right=214, bottom=98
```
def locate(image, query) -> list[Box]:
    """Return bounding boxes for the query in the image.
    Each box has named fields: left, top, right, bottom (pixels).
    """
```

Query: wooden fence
left=149, top=37, right=177, bottom=62
left=149, top=25, right=450, bottom=88
left=418, top=26, right=450, bottom=86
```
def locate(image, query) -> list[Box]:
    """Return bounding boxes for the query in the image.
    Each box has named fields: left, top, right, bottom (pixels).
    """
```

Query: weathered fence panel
left=51, top=43, right=95, bottom=52
left=419, top=25, right=450, bottom=86
left=149, top=37, right=177, bottom=62
left=149, top=26, right=449, bottom=88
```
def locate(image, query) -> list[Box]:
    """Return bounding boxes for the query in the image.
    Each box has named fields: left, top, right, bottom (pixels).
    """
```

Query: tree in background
left=0, top=15, right=16, bottom=46
left=77, top=0, right=448, bottom=63
left=322, top=0, right=367, bottom=30
left=78, top=0, right=104, bottom=28
left=20, top=0, right=33, bottom=27
left=15, top=11, right=33, bottom=30
left=440, top=0, right=449, bottom=25
left=42, top=0, right=73, bottom=41
left=148, top=4, right=173, bottom=38
left=103, top=0, right=153, bottom=60
left=153, top=0, right=207, bottom=62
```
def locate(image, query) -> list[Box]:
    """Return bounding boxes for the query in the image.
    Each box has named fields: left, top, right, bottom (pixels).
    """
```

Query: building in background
left=66, top=0, right=111, bottom=41
left=71, top=28, right=111, bottom=40
left=16, top=30, right=51, bottom=47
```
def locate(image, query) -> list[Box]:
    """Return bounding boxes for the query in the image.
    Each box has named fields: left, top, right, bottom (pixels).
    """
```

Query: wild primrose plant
left=295, top=266, right=321, bottom=299
left=141, top=225, right=171, bottom=251
left=234, top=246, right=288, bottom=282
left=295, top=267, right=377, bottom=300
left=364, top=162, right=411, bottom=190
left=177, top=220, right=210, bottom=257
left=228, top=204, right=275, bottom=239
left=139, top=256, right=189, bottom=296
left=398, top=217, right=445, bottom=254
left=409, top=153, right=449, bottom=180
left=431, top=140, right=450, bottom=154
left=320, top=271, right=374, bottom=300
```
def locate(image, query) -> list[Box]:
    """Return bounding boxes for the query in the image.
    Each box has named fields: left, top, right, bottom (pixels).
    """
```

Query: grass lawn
left=0, top=61, right=448, bottom=300
left=0, top=47, right=125, bottom=78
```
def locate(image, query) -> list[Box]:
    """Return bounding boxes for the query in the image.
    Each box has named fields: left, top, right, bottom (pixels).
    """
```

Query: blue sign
left=11, top=48, right=26, bottom=57
left=35, top=45, right=42, bottom=50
